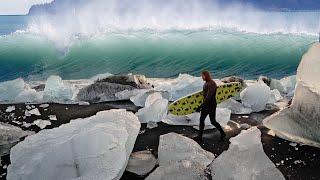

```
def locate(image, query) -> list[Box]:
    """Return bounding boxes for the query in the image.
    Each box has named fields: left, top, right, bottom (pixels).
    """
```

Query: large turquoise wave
left=0, top=29, right=317, bottom=82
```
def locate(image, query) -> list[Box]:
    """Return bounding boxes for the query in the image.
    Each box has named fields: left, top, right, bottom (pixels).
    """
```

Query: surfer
left=196, top=71, right=226, bottom=142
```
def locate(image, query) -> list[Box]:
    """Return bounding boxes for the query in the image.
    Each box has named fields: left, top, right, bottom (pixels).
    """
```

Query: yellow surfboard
left=168, top=82, right=242, bottom=116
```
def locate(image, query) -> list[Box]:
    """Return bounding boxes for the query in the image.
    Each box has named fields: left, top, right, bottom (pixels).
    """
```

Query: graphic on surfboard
left=168, top=82, right=242, bottom=116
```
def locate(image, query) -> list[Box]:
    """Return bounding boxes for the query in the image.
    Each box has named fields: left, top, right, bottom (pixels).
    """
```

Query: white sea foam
left=23, top=0, right=320, bottom=50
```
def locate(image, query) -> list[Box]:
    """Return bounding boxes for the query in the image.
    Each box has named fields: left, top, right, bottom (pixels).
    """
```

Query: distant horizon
left=0, top=0, right=53, bottom=15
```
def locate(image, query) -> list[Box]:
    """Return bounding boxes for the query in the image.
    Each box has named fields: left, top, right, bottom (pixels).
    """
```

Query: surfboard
left=168, top=82, right=242, bottom=116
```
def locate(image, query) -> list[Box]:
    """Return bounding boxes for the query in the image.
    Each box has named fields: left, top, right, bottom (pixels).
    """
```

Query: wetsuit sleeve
left=203, top=83, right=214, bottom=107
left=201, top=82, right=217, bottom=109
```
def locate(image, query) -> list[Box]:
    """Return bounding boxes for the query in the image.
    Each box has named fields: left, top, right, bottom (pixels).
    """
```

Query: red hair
left=202, top=71, right=212, bottom=82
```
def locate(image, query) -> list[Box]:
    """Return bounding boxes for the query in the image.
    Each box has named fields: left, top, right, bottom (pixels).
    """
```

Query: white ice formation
left=136, top=93, right=168, bottom=123
left=264, top=43, right=320, bottom=147
left=210, top=127, right=285, bottom=180
left=126, top=150, right=157, bottom=176
left=146, top=133, right=214, bottom=180
left=7, top=109, right=141, bottom=180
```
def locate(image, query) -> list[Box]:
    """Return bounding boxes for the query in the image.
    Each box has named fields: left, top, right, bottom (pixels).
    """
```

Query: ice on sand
left=15, top=89, right=43, bottom=103
left=33, top=120, right=51, bottom=129
left=27, top=108, right=41, bottom=116
left=163, top=108, right=231, bottom=129
left=136, top=93, right=168, bottom=123
left=264, top=43, right=320, bottom=147
left=0, top=78, right=25, bottom=102
left=146, top=133, right=214, bottom=180
left=43, top=75, right=75, bottom=103
left=218, top=99, right=252, bottom=115
left=0, top=123, right=33, bottom=156
left=270, top=75, right=296, bottom=95
left=210, top=127, right=285, bottom=180
left=130, top=90, right=170, bottom=107
left=126, top=151, right=157, bottom=176
left=240, top=81, right=271, bottom=112
left=149, top=74, right=204, bottom=101
left=7, top=109, right=140, bottom=180
left=267, top=89, right=283, bottom=104
left=5, top=106, right=15, bottom=113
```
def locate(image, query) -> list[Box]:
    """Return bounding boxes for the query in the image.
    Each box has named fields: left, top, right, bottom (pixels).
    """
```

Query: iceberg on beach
left=136, top=93, right=168, bottom=123
left=163, top=108, right=231, bottom=129
left=264, top=43, right=320, bottom=147
left=149, top=74, right=205, bottom=101
left=43, top=75, right=75, bottom=103
left=7, top=109, right=141, bottom=180
left=0, top=123, right=33, bottom=156
left=146, top=133, right=214, bottom=180
left=0, top=78, right=26, bottom=102
left=218, top=99, right=252, bottom=115
left=240, top=81, right=271, bottom=112
left=129, top=90, right=170, bottom=107
left=76, top=75, right=151, bottom=103
left=267, top=89, right=283, bottom=104
left=210, top=127, right=285, bottom=180
left=126, top=150, right=157, bottom=176
left=270, top=75, right=296, bottom=95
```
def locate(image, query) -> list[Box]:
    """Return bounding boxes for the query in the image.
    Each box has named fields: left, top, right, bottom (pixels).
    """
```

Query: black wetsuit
left=199, top=80, right=226, bottom=139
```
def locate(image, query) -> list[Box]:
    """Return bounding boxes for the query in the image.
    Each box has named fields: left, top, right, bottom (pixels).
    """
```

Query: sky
left=0, top=0, right=53, bottom=15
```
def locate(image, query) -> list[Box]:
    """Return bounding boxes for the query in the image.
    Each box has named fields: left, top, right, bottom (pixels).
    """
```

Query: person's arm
left=202, top=82, right=215, bottom=107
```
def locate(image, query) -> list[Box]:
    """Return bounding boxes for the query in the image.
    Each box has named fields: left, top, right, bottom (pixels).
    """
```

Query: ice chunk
left=158, top=133, right=214, bottom=167
left=97, top=75, right=151, bottom=89
left=33, top=120, right=51, bottom=129
left=267, top=89, right=283, bottom=104
left=77, top=81, right=136, bottom=102
left=0, top=123, right=33, bottom=156
left=7, top=109, right=141, bottom=180
left=27, top=108, right=41, bottom=116
left=0, top=78, right=25, bottom=102
left=129, top=90, right=170, bottom=107
left=144, top=92, right=163, bottom=107
left=270, top=75, right=296, bottom=95
left=39, top=104, right=49, bottom=108
left=146, top=160, right=208, bottom=180
left=147, top=133, right=214, bottom=180
left=78, top=101, right=90, bottom=105
left=115, top=89, right=148, bottom=101
left=43, top=75, right=75, bottom=103
left=126, top=151, right=157, bottom=176
left=264, top=43, right=320, bottom=147
left=149, top=74, right=204, bottom=101
left=147, top=121, right=158, bottom=129
left=240, top=82, right=271, bottom=112
left=218, top=99, right=252, bottom=115
left=210, top=127, right=285, bottom=180
left=280, top=75, right=296, bottom=94
left=15, top=89, right=43, bottom=103
left=136, top=95, right=168, bottom=123
left=48, top=115, right=57, bottom=121
left=163, top=108, right=231, bottom=129
left=5, top=106, right=15, bottom=113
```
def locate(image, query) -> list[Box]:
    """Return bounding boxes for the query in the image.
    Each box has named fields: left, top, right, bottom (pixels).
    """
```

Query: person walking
left=196, top=71, right=226, bottom=142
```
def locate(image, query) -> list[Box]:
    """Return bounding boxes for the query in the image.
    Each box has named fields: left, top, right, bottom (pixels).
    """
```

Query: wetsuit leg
left=208, top=108, right=226, bottom=137
left=199, top=109, right=209, bottom=138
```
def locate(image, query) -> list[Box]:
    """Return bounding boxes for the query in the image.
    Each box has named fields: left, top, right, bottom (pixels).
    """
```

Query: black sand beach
left=0, top=102, right=320, bottom=180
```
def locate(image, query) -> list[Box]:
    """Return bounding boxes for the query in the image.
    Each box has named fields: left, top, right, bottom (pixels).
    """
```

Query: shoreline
left=1, top=102, right=319, bottom=180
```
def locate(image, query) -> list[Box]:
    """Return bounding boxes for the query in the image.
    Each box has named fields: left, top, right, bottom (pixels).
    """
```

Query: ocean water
left=0, top=9, right=319, bottom=82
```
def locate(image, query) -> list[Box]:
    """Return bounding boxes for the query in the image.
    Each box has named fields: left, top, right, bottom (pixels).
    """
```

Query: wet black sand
left=0, top=102, right=319, bottom=180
